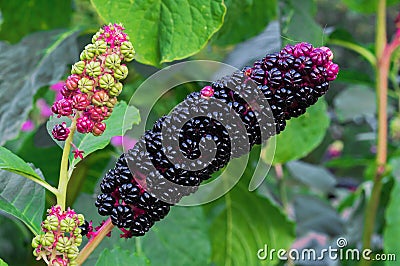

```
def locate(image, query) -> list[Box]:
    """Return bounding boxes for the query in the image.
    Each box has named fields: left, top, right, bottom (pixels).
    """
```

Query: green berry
left=85, top=43, right=96, bottom=54
left=109, top=82, right=123, bottom=97
left=120, top=41, right=135, bottom=62
left=94, top=40, right=107, bottom=55
left=106, top=97, right=118, bottom=108
left=31, top=235, right=41, bottom=248
left=78, top=77, right=94, bottom=93
left=86, top=61, right=102, bottom=77
left=113, top=65, right=128, bottom=80
left=73, top=234, right=83, bottom=246
left=80, top=49, right=95, bottom=60
left=67, top=245, right=79, bottom=260
left=77, top=214, right=85, bottom=226
left=41, top=232, right=55, bottom=246
left=56, top=236, right=71, bottom=253
left=71, top=61, right=86, bottom=75
left=60, top=217, right=75, bottom=232
left=105, top=53, right=121, bottom=69
left=99, top=73, right=115, bottom=90
left=43, top=215, right=59, bottom=231
left=73, top=227, right=82, bottom=237
left=92, top=30, right=103, bottom=43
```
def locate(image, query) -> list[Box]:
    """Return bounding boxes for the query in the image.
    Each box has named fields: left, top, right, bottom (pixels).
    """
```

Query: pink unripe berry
left=77, top=116, right=94, bottom=134
left=52, top=122, right=70, bottom=141
left=72, top=94, right=90, bottom=111
left=92, top=122, right=106, bottom=136
left=66, top=74, right=80, bottom=91
left=200, top=86, right=214, bottom=99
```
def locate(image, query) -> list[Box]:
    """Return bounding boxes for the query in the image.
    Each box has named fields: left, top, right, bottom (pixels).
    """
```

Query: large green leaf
left=0, top=258, right=7, bottom=266
left=384, top=158, right=400, bottom=265
left=0, top=0, right=72, bottom=43
left=47, top=101, right=140, bottom=168
left=262, top=99, right=330, bottom=165
left=342, top=0, right=400, bottom=14
left=91, top=0, right=226, bottom=66
left=142, top=206, right=211, bottom=266
left=287, top=161, right=337, bottom=193
left=294, top=195, right=345, bottom=237
left=283, top=0, right=324, bottom=46
left=0, top=29, right=78, bottom=145
left=0, top=146, right=42, bottom=181
left=213, top=0, right=277, bottom=46
left=333, top=85, right=376, bottom=122
left=0, top=168, right=45, bottom=234
left=95, top=248, right=149, bottom=266
left=208, top=180, right=295, bottom=265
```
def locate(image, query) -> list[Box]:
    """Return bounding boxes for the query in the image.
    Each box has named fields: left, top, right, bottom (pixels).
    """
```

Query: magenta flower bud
left=200, top=85, right=214, bottom=98
left=52, top=122, right=70, bottom=141
left=60, top=85, right=74, bottom=98
left=92, top=122, right=106, bottom=136
left=77, top=116, right=94, bottom=133
left=72, top=94, right=90, bottom=111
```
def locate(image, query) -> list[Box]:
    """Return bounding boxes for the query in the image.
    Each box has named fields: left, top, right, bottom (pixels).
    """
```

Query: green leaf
left=0, top=258, right=8, bottom=266
left=47, top=101, right=140, bottom=168
left=262, top=99, right=330, bottom=165
left=333, top=85, right=376, bottom=122
left=0, top=146, right=42, bottom=181
left=0, top=0, right=72, bottom=43
left=91, top=0, right=226, bottom=66
left=341, top=0, right=400, bottom=14
left=0, top=29, right=78, bottom=145
left=208, top=181, right=295, bottom=265
left=283, top=0, right=324, bottom=46
left=384, top=158, right=400, bottom=265
left=95, top=248, right=149, bottom=266
left=0, top=168, right=45, bottom=234
left=213, top=0, right=277, bottom=46
left=294, top=195, right=345, bottom=237
left=287, top=161, right=337, bottom=193
left=142, top=206, right=211, bottom=266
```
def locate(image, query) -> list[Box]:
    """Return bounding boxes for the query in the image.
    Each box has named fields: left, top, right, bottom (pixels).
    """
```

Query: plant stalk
left=56, top=117, right=77, bottom=210
left=360, top=1, right=395, bottom=265
left=76, top=218, right=114, bottom=265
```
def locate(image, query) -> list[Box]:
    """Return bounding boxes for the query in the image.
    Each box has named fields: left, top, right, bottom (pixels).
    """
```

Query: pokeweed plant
left=0, top=1, right=399, bottom=266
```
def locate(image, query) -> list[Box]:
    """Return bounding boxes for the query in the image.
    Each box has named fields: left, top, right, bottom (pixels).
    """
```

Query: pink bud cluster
left=51, top=23, right=135, bottom=141
left=31, top=206, right=86, bottom=266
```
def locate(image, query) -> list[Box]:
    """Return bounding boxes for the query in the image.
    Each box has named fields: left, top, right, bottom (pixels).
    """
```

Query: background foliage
left=0, top=0, right=399, bottom=265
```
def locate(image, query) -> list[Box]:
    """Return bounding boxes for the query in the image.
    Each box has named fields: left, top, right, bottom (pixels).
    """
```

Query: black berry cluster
left=95, top=42, right=338, bottom=238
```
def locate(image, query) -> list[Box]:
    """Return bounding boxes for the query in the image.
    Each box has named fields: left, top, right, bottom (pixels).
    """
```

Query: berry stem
left=76, top=218, right=114, bottom=265
left=57, top=116, right=77, bottom=210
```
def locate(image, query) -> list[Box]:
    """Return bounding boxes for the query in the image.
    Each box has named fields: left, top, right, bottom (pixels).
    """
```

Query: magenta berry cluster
left=94, top=43, right=339, bottom=238
left=51, top=23, right=135, bottom=141
left=31, top=206, right=85, bottom=266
